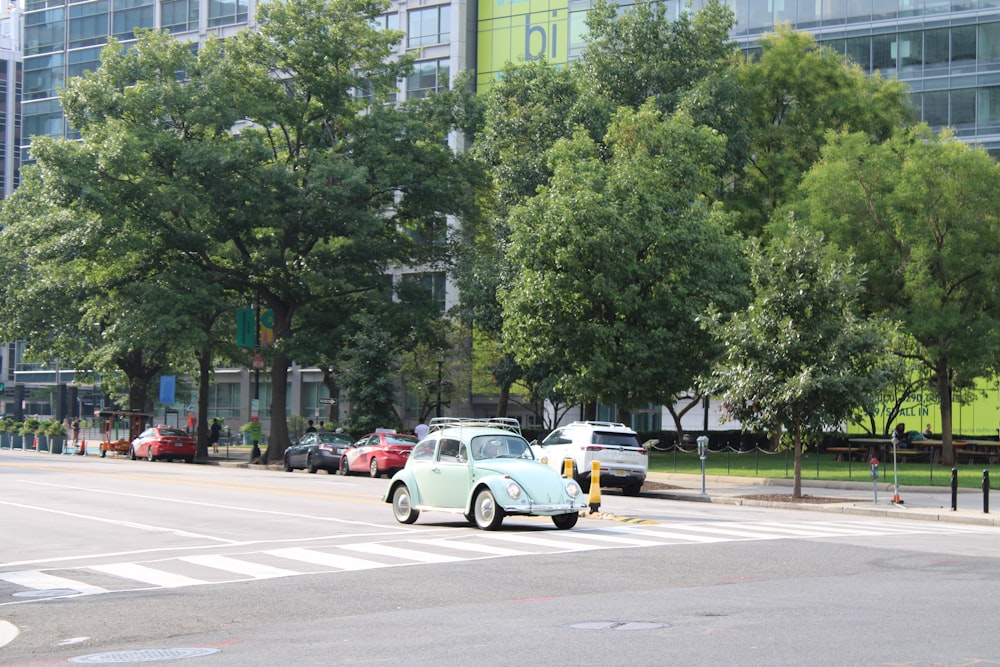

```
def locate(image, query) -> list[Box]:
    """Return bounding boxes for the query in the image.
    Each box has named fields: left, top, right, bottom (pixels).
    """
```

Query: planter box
left=49, top=436, right=66, bottom=455
left=35, top=434, right=48, bottom=453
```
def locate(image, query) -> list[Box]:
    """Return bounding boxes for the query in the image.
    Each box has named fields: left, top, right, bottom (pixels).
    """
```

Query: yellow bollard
left=588, top=459, right=601, bottom=513
left=563, top=458, right=574, bottom=478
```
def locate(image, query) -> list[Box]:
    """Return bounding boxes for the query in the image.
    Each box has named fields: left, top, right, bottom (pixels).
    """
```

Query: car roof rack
left=428, top=417, right=522, bottom=435
left=566, top=420, right=630, bottom=429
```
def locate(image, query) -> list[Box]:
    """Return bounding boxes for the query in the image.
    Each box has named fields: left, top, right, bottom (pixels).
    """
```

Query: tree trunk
left=936, top=360, right=955, bottom=466
left=263, top=349, right=291, bottom=464
left=196, top=349, right=211, bottom=458
left=496, top=384, right=509, bottom=418
left=792, top=417, right=803, bottom=498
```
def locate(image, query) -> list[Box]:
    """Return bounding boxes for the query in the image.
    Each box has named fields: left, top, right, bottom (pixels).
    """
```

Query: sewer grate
left=68, top=648, right=220, bottom=663
left=563, top=621, right=669, bottom=631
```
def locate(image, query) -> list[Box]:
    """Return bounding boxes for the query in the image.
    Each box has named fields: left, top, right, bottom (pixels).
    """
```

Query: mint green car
left=383, top=419, right=587, bottom=530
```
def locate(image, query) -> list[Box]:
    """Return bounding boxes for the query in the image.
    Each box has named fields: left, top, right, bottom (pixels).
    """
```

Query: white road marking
left=179, top=555, right=298, bottom=579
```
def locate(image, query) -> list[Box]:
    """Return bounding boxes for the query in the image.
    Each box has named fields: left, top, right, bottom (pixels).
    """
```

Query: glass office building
left=478, top=0, right=1000, bottom=153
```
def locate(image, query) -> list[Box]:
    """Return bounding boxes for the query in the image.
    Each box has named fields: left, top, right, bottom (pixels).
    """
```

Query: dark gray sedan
left=283, top=432, right=353, bottom=474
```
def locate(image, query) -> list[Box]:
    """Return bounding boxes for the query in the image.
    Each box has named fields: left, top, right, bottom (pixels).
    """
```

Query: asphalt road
left=2, top=450, right=999, bottom=666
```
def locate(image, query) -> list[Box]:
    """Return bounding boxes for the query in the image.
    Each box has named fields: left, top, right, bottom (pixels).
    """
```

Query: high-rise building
left=0, top=3, right=21, bottom=197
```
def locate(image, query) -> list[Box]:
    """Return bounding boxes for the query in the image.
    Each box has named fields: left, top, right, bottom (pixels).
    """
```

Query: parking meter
left=697, top=435, right=709, bottom=495
left=870, top=457, right=879, bottom=503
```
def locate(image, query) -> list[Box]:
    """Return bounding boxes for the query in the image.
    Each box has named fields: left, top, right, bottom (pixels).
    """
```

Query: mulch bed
left=736, top=494, right=855, bottom=504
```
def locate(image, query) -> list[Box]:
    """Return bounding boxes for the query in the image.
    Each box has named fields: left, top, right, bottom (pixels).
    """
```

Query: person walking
left=414, top=421, right=429, bottom=440
left=210, top=419, right=222, bottom=454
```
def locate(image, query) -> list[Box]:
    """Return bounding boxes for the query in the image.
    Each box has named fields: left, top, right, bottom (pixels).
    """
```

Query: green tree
left=732, top=26, right=912, bottom=236
left=705, top=224, right=890, bottom=497
left=796, top=125, right=1000, bottom=465
left=22, top=0, right=474, bottom=461
left=501, top=103, right=748, bottom=413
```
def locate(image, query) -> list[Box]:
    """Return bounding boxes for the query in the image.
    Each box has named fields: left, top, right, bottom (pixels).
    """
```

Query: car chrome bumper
left=502, top=502, right=588, bottom=515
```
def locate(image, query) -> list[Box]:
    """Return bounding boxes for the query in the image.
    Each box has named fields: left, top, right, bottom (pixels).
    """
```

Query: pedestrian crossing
left=1, top=519, right=992, bottom=604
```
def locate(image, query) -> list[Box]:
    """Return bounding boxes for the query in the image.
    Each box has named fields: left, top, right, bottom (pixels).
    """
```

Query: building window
left=69, top=0, right=110, bottom=49
left=23, top=53, right=64, bottom=101
left=401, top=271, right=446, bottom=313
left=161, top=0, right=199, bottom=33
left=207, top=382, right=241, bottom=418
left=408, top=5, right=450, bottom=48
left=407, top=58, right=449, bottom=99
left=112, top=0, right=155, bottom=40
left=208, top=0, right=248, bottom=28
left=24, top=8, right=66, bottom=56
left=372, top=12, right=398, bottom=32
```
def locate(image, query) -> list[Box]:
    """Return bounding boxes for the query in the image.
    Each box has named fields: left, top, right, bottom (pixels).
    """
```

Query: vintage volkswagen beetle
left=383, top=418, right=587, bottom=530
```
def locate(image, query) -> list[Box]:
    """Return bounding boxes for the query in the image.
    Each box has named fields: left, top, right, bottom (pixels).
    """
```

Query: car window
left=411, top=440, right=435, bottom=461
left=385, top=435, right=418, bottom=445
left=541, top=430, right=569, bottom=446
left=472, top=435, right=533, bottom=460
left=593, top=431, right=640, bottom=447
left=159, top=428, right=187, bottom=437
left=438, top=438, right=462, bottom=462
left=319, top=433, right=351, bottom=445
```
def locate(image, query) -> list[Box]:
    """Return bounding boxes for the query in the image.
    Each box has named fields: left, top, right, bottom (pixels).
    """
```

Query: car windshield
left=470, top=435, right=534, bottom=461
left=384, top=435, right=417, bottom=446
left=158, top=428, right=187, bottom=437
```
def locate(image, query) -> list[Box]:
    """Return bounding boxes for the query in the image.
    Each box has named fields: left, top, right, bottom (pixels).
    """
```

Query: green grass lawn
left=649, top=449, right=998, bottom=489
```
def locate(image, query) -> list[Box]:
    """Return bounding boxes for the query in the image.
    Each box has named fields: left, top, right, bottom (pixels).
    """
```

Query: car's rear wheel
left=473, top=489, right=504, bottom=530
left=552, top=512, right=579, bottom=529
left=369, top=458, right=380, bottom=478
left=622, top=481, right=642, bottom=497
left=339, top=456, right=351, bottom=476
left=392, top=485, right=419, bottom=524
left=147, top=447, right=155, bottom=462
left=129, top=448, right=137, bottom=461
left=307, top=455, right=318, bottom=474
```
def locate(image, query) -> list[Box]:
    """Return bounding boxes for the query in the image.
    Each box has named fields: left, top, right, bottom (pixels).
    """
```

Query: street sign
left=253, top=354, right=264, bottom=370
left=0, top=382, right=5, bottom=392
left=236, top=308, right=255, bottom=347
left=319, top=397, right=337, bottom=405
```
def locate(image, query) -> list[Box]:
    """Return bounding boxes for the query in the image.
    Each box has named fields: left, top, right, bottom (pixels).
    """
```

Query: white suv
left=532, top=421, right=647, bottom=496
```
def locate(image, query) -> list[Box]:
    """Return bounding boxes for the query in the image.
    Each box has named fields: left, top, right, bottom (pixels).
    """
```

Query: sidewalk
left=643, top=472, right=1000, bottom=528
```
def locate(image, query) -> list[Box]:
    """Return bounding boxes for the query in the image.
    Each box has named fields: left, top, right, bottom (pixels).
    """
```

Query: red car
left=339, top=431, right=418, bottom=478
left=129, top=426, right=196, bottom=463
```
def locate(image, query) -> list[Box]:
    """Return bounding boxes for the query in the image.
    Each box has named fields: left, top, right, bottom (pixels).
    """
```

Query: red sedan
left=339, top=431, right=418, bottom=478
left=129, top=426, right=196, bottom=463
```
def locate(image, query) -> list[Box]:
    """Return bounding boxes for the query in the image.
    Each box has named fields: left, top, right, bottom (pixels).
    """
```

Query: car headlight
left=565, top=481, right=581, bottom=498
left=505, top=482, right=522, bottom=500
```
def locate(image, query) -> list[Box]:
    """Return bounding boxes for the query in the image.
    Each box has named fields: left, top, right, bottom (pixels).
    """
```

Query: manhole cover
left=69, top=648, right=220, bottom=663
left=12, top=589, right=78, bottom=598
left=563, top=621, right=669, bottom=631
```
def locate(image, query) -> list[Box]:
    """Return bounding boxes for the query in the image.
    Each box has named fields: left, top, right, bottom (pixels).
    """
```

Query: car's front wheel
left=552, top=512, right=579, bottom=530
left=369, top=457, right=380, bottom=478
left=473, top=489, right=504, bottom=530
left=283, top=456, right=293, bottom=472
left=392, top=485, right=419, bottom=524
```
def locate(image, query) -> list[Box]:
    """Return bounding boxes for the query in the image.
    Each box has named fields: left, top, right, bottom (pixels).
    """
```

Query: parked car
left=129, top=426, right=196, bottom=463
left=340, top=431, right=418, bottom=478
left=383, top=417, right=587, bottom=530
left=531, top=421, right=647, bottom=496
left=283, top=431, right=353, bottom=474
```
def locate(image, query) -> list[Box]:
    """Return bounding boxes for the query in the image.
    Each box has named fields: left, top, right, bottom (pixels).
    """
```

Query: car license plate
left=613, top=469, right=628, bottom=477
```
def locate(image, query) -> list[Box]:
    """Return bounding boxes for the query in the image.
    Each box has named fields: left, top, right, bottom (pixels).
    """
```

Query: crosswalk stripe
left=547, top=531, right=667, bottom=548
left=338, top=542, right=465, bottom=563
left=264, top=547, right=386, bottom=571
left=472, top=532, right=595, bottom=551
left=179, top=555, right=298, bottom=579
left=408, top=538, right=532, bottom=556
left=87, top=563, right=206, bottom=588
left=607, top=526, right=729, bottom=543
left=0, top=571, right=108, bottom=595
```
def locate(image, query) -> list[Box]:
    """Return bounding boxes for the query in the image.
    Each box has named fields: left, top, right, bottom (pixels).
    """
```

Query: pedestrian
left=923, top=424, right=933, bottom=440
left=414, top=421, right=429, bottom=440
left=71, top=417, right=80, bottom=443
left=187, top=412, right=196, bottom=435
left=210, top=419, right=221, bottom=453
left=317, top=421, right=327, bottom=433
left=305, top=420, right=317, bottom=433
left=891, top=422, right=911, bottom=449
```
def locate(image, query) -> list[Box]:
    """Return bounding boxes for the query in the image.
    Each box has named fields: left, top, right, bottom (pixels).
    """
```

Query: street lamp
left=436, top=357, right=444, bottom=418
